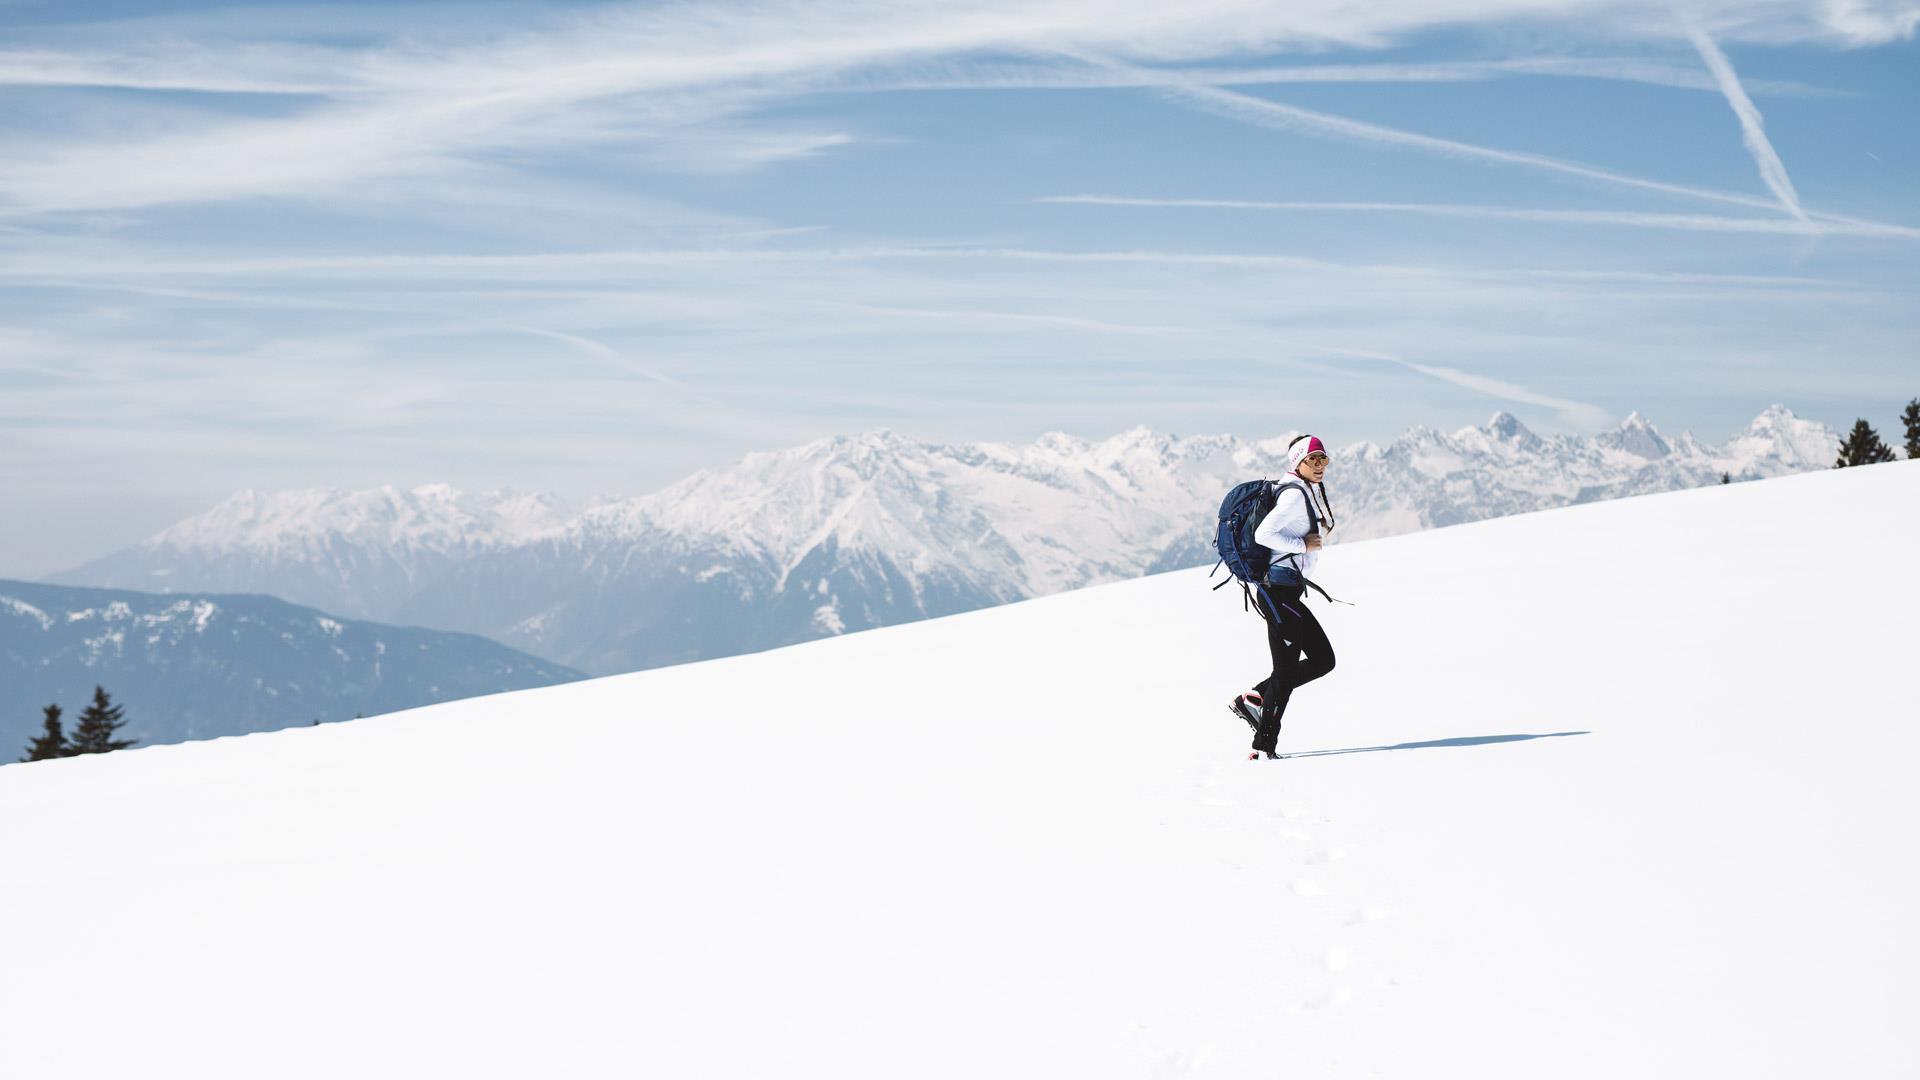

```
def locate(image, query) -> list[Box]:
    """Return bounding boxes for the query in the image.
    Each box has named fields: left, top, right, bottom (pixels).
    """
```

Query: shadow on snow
left=1284, top=731, right=1590, bottom=759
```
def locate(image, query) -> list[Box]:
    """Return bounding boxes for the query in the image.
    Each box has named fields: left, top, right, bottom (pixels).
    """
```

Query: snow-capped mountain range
left=48, top=406, right=1838, bottom=675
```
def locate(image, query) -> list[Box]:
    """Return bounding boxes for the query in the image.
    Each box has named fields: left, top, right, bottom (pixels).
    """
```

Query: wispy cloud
left=830, top=55, right=1846, bottom=97
left=1684, top=26, right=1806, bottom=220
left=0, top=44, right=359, bottom=94
left=0, top=1, right=1909, bottom=215
left=1038, top=195, right=1920, bottom=239
left=1, top=242, right=1875, bottom=286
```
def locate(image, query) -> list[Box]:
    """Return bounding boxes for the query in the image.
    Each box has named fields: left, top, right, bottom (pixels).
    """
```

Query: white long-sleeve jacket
left=1253, top=478, right=1327, bottom=585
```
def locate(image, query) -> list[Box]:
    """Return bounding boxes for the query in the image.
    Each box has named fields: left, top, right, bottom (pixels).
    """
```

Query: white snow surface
left=5, top=461, right=1915, bottom=1079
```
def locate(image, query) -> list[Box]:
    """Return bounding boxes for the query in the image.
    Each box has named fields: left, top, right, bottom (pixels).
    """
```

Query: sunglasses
left=1302, top=454, right=1329, bottom=466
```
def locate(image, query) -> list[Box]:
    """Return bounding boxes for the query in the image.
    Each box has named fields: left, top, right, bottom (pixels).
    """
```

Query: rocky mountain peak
left=1727, top=405, right=1836, bottom=468
left=1033, top=430, right=1093, bottom=456
left=1597, top=411, right=1671, bottom=460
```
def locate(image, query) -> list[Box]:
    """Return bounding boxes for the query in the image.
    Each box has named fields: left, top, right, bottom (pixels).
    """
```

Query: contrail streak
left=1264, top=336, right=1612, bottom=430
left=1154, top=74, right=1787, bottom=214
left=1060, top=52, right=1805, bottom=216
left=1685, top=26, right=1807, bottom=220
left=514, top=327, right=719, bottom=405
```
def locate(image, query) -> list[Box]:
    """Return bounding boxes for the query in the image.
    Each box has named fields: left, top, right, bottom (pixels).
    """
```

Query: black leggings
left=1252, top=585, right=1336, bottom=752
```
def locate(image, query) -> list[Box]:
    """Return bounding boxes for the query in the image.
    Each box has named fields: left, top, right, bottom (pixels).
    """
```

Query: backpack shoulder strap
left=1272, top=479, right=1320, bottom=535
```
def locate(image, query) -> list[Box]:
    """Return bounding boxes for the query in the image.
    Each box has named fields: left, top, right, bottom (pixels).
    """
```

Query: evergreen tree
left=1833, top=419, right=1896, bottom=467
left=1720, top=472, right=1731, bottom=484
left=1902, top=398, right=1920, bottom=460
left=20, top=704, right=71, bottom=762
left=67, top=686, right=137, bottom=755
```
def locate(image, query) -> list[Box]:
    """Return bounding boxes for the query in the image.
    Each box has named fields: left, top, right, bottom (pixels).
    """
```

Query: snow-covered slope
left=50, top=407, right=1839, bottom=676
left=6, top=461, right=1912, bottom=1078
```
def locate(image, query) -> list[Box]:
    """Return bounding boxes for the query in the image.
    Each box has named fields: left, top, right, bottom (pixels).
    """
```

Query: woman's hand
left=1305, top=533, right=1324, bottom=552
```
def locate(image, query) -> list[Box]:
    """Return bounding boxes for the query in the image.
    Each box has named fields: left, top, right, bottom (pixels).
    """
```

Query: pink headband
left=1288, top=435, right=1327, bottom=473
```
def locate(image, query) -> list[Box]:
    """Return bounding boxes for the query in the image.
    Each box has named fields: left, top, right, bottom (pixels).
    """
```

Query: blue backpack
left=1213, top=479, right=1320, bottom=581
left=1214, top=479, right=1279, bottom=585
left=1211, top=478, right=1335, bottom=610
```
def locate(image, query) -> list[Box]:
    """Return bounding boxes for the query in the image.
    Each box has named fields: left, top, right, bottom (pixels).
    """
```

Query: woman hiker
left=1230, top=435, right=1338, bottom=760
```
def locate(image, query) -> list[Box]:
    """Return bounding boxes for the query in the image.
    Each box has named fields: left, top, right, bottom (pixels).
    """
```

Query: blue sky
left=1, top=0, right=1917, bottom=576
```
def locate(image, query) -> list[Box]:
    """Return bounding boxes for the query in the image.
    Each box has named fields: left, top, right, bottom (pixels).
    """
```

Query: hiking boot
left=1228, top=692, right=1262, bottom=732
